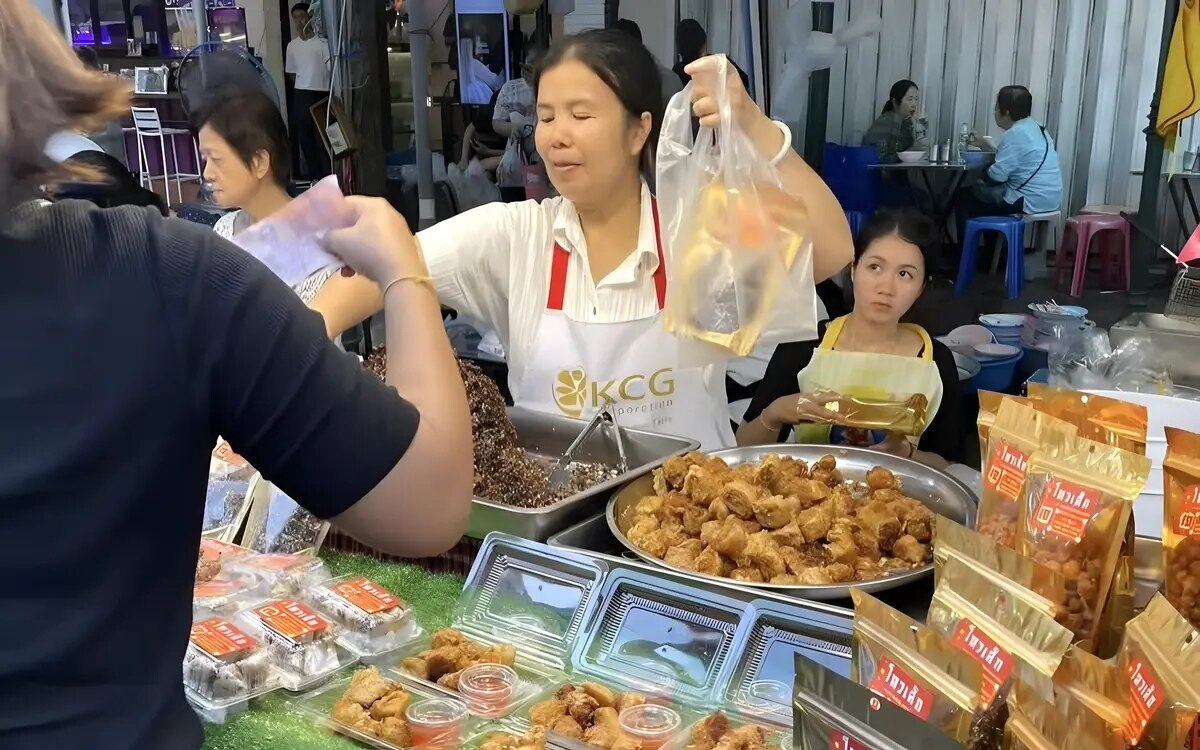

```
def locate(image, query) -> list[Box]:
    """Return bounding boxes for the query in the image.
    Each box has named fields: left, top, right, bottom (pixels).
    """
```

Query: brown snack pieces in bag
left=1017, top=434, right=1150, bottom=652
left=849, top=589, right=986, bottom=744
left=1025, top=384, right=1149, bottom=454
left=977, top=392, right=1029, bottom=470
left=927, top=556, right=1075, bottom=708
left=978, top=401, right=1077, bottom=549
left=1164, top=427, right=1200, bottom=630
left=1116, top=594, right=1200, bottom=750
left=1051, top=646, right=1127, bottom=750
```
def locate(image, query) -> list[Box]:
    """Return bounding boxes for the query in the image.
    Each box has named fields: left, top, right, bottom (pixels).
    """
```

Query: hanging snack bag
left=927, top=556, right=1074, bottom=707
left=977, top=392, right=1029, bottom=469
left=792, top=653, right=962, bottom=750
left=242, top=483, right=330, bottom=556
left=1164, top=427, right=1200, bottom=630
left=978, top=401, right=1076, bottom=548
left=657, top=56, right=815, bottom=364
left=1116, top=594, right=1200, bottom=750
left=1025, top=384, right=1149, bottom=454
left=1051, top=646, right=1126, bottom=750
left=1016, top=434, right=1150, bottom=652
left=1002, top=680, right=1070, bottom=750
left=849, top=590, right=986, bottom=744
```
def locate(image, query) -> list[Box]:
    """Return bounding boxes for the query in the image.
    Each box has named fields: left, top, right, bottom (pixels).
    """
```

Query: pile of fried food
left=400, top=627, right=517, bottom=691
left=628, top=452, right=934, bottom=585
left=330, top=667, right=413, bottom=746
left=529, top=681, right=650, bottom=750
left=686, top=711, right=771, bottom=750
left=480, top=726, right=548, bottom=750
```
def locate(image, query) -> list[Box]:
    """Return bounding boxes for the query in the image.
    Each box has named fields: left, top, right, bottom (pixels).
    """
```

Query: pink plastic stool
left=1053, top=214, right=1131, bottom=297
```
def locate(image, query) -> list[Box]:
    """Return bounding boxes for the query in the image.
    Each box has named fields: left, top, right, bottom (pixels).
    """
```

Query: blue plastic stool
left=956, top=216, right=1026, bottom=299
left=845, top=209, right=867, bottom=239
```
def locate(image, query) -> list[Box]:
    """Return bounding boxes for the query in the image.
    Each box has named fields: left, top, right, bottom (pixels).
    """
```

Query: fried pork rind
left=630, top=453, right=936, bottom=588
left=530, top=683, right=652, bottom=749
left=330, top=667, right=414, bottom=743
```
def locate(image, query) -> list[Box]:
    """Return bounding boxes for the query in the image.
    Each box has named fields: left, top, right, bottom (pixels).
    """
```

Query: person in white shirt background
left=285, top=2, right=331, bottom=179
left=318, top=29, right=853, bottom=450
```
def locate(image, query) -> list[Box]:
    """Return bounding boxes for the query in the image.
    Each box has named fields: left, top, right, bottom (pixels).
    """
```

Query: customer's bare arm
left=309, top=273, right=381, bottom=340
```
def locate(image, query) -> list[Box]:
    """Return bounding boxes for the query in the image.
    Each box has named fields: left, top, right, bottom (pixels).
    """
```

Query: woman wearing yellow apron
left=737, top=209, right=963, bottom=470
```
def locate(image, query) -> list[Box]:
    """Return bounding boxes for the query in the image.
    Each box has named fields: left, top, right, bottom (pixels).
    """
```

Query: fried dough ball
left=581, top=681, right=617, bottom=708
left=369, top=688, right=411, bottom=720
left=344, top=666, right=395, bottom=707
left=866, top=466, right=897, bottom=491
left=379, top=716, right=411, bottom=746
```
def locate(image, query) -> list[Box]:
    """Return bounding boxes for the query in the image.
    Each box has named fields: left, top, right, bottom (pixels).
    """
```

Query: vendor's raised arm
left=685, top=55, right=854, bottom=283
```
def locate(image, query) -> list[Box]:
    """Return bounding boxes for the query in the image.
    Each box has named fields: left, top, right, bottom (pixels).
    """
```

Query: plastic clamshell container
left=307, top=575, right=422, bottom=661
left=183, top=616, right=283, bottom=719
left=224, top=553, right=330, bottom=597
left=290, top=666, right=481, bottom=750
left=235, top=597, right=358, bottom=692
left=657, top=709, right=792, bottom=750
left=619, top=703, right=683, bottom=748
left=193, top=577, right=267, bottom=619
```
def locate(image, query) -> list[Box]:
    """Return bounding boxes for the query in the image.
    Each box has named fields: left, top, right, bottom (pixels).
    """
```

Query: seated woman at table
left=198, top=90, right=366, bottom=338
left=957, top=85, right=1062, bottom=242
left=862, top=79, right=925, bottom=162
left=736, top=209, right=963, bottom=470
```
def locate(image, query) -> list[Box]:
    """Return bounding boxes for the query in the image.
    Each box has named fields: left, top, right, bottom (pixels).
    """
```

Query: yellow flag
left=1158, top=0, right=1200, bottom=150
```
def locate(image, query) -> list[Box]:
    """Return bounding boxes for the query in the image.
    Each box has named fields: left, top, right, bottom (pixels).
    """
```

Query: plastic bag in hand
left=229, top=175, right=353, bottom=288
left=656, top=56, right=816, bottom=365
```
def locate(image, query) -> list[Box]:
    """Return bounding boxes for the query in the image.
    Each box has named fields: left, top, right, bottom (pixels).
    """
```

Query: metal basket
left=1166, top=266, right=1200, bottom=321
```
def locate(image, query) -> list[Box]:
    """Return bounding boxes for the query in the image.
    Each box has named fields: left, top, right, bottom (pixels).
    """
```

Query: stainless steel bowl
left=606, top=444, right=977, bottom=600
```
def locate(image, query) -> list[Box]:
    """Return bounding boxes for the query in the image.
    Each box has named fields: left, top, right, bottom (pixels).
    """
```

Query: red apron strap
left=546, top=243, right=570, bottom=311
left=650, top=198, right=667, bottom=310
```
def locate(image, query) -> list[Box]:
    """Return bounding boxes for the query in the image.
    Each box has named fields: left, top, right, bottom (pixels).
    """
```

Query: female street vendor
left=0, top=3, right=474, bottom=747
left=331, top=29, right=854, bottom=449
left=737, top=209, right=963, bottom=469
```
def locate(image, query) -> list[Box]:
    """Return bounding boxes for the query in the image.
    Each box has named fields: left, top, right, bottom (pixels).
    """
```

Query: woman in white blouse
left=197, top=90, right=364, bottom=336
left=333, top=30, right=854, bottom=448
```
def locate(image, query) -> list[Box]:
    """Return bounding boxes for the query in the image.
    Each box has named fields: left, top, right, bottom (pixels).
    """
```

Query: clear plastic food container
left=618, top=704, right=682, bottom=749
left=236, top=597, right=356, bottom=691
left=193, top=578, right=265, bottom=619
left=659, top=707, right=791, bottom=750
left=183, top=616, right=281, bottom=713
left=307, top=575, right=420, bottom=659
left=195, top=538, right=250, bottom=583
left=406, top=698, right=468, bottom=749
left=224, top=553, right=329, bottom=597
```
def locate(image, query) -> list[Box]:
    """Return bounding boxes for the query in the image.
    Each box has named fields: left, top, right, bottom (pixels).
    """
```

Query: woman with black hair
left=323, top=28, right=853, bottom=449
left=862, top=79, right=924, bottom=162
left=738, top=209, right=962, bottom=469
left=197, top=90, right=371, bottom=337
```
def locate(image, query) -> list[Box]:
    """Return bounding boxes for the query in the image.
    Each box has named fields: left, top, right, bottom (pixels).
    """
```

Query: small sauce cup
left=405, top=698, right=467, bottom=749
left=457, top=663, right=518, bottom=718
left=618, top=703, right=682, bottom=749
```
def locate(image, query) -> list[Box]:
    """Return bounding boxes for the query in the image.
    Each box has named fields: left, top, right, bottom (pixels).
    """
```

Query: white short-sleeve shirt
left=286, top=36, right=331, bottom=92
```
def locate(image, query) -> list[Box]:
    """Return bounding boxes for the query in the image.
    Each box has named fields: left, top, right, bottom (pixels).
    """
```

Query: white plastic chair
left=131, top=107, right=201, bottom=208
left=989, top=210, right=1060, bottom=274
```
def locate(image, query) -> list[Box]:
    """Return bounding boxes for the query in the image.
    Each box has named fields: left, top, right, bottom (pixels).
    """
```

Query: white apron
left=513, top=204, right=735, bottom=450
left=792, top=315, right=944, bottom=446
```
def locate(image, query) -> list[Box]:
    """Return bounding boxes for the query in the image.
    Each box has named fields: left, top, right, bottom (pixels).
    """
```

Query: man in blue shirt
left=954, top=85, right=1062, bottom=261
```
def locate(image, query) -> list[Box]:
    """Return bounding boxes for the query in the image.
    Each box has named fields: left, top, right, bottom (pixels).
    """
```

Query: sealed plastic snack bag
left=1025, top=384, right=1148, bottom=455
left=976, top=392, right=1029, bottom=469
left=1016, top=435, right=1150, bottom=652
left=229, top=175, right=353, bottom=288
left=1164, top=427, right=1200, bottom=630
left=1002, top=681, right=1070, bottom=750
left=1116, top=594, right=1200, bottom=750
left=656, top=56, right=815, bottom=364
left=977, top=401, right=1075, bottom=548
left=1051, top=646, right=1126, bottom=749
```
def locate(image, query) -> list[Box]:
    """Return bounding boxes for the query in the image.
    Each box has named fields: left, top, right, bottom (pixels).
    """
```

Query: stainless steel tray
left=467, top=408, right=699, bottom=541
left=1111, top=313, right=1200, bottom=386
left=607, top=444, right=978, bottom=600
left=1134, top=534, right=1164, bottom=610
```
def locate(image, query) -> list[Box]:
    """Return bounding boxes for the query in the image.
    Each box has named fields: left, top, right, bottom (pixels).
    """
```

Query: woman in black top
left=737, top=209, right=963, bottom=469
left=0, top=3, right=473, bottom=748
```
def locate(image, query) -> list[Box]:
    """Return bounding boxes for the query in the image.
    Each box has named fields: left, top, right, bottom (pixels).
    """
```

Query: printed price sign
left=1030, top=477, right=1103, bottom=543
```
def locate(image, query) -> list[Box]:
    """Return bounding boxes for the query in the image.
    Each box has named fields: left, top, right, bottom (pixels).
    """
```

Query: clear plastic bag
left=243, top=483, right=330, bottom=556
left=656, top=56, right=816, bottom=366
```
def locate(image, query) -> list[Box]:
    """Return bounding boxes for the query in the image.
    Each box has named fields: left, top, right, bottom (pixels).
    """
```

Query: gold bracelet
left=757, top=413, right=783, bottom=433
left=382, top=274, right=434, bottom=298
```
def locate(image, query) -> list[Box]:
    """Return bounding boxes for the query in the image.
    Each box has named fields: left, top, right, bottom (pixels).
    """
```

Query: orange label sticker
left=1172, top=484, right=1200, bottom=538
left=199, top=538, right=244, bottom=563
left=1122, top=658, right=1164, bottom=744
left=213, top=440, right=247, bottom=467
left=867, top=656, right=933, bottom=720
left=254, top=599, right=328, bottom=641
left=191, top=618, right=257, bottom=658
left=1030, top=477, right=1103, bottom=543
left=951, top=619, right=1013, bottom=705
left=828, top=734, right=869, bottom=750
left=194, top=579, right=246, bottom=599
left=329, top=578, right=402, bottom=615
left=250, top=554, right=306, bottom=571
left=984, top=441, right=1029, bottom=503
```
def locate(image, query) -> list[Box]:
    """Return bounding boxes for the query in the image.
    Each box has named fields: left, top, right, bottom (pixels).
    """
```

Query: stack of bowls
left=961, top=342, right=1023, bottom=393
left=1026, top=303, right=1090, bottom=348
left=979, top=314, right=1026, bottom=348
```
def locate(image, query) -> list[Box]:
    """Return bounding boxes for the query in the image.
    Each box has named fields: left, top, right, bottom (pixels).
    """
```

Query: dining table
left=868, top=160, right=987, bottom=247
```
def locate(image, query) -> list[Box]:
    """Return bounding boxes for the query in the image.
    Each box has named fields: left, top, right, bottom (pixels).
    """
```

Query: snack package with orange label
left=225, top=553, right=330, bottom=597
left=1164, top=427, right=1200, bottom=630
left=792, top=653, right=962, bottom=750
left=1002, top=681, right=1070, bottom=750
left=977, top=392, right=1029, bottom=470
left=1016, top=434, right=1150, bottom=652
left=1115, top=594, right=1200, bottom=750
left=183, top=616, right=280, bottom=711
left=849, top=590, right=986, bottom=744
left=307, top=574, right=419, bottom=658
left=977, top=401, right=1076, bottom=548
left=236, top=597, right=357, bottom=691
left=926, top=556, right=1074, bottom=708
left=932, top=517, right=1069, bottom=623
left=1050, top=646, right=1126, bottom=750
